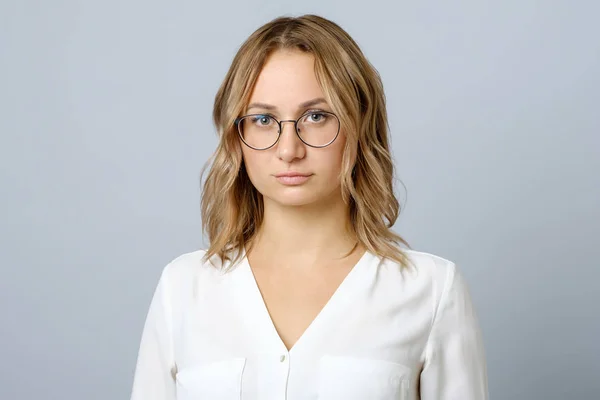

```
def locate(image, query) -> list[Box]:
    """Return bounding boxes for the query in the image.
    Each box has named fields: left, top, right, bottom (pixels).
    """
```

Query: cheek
left=241, top=148, right=266, bottom=183
left=329, top=134, right=347, bottom=171
left=313, top=139, right=346, bottom=183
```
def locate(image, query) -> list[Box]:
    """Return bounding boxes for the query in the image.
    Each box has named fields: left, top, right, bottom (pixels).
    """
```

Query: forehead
left=248, top=50, right=325, bottom=108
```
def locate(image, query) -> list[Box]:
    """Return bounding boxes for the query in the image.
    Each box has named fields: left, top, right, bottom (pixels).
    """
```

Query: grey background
left=1, top=1, right=598, bottom=399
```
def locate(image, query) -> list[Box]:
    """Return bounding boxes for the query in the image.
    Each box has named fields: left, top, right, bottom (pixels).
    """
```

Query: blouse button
left=280, top=355, right=286, bottom=362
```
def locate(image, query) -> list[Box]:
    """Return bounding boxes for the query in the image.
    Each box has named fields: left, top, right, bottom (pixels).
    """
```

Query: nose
left=276, top=120, right=306, bottom=162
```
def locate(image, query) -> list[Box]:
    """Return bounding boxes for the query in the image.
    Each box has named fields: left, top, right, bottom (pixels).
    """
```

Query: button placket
left=276, top=352, right=290, bottom=400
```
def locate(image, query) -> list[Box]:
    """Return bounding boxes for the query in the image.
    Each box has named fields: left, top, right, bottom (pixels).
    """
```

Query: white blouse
left=130, top=248, right=488, bottom=400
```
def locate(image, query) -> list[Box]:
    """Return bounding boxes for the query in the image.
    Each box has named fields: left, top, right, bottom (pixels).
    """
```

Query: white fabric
left=131, top=248, right=488, bottom=400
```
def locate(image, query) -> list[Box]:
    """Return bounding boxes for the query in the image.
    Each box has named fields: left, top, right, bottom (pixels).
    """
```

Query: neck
left=250, top=191, right=357, bottom=265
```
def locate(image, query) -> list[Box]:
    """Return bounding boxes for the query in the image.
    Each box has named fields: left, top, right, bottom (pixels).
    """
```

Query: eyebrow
left=246, top=97, right=328, bottom=112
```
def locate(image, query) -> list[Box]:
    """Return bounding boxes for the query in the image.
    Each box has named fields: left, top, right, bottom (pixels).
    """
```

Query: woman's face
left=240, top=49, right=347, bottom=207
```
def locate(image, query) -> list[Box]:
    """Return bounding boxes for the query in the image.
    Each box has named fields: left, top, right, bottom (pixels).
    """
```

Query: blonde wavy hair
left=201, top=14, right=412, bottom=269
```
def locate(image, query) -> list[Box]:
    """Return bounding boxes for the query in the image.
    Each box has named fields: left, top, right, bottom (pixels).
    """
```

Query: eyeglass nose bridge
left=276, top=119, right=300, bottom=135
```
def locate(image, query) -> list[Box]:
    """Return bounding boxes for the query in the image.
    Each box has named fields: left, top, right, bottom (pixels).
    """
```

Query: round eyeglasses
left=234, top=111, right=341, bottom=150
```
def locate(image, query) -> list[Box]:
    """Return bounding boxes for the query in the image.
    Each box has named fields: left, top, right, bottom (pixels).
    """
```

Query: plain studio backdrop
left=1, top=1, right=598, bottom=399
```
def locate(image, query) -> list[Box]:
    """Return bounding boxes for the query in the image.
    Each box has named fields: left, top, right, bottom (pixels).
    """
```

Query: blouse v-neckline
left=234, top=248, right=374, bottom=354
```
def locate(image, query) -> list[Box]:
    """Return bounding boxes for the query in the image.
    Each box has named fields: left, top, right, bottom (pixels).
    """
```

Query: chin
left=263, top=186, right=322, bottom=207
left=253, top=180, right=341, bottom=208
left=271, top=193, right=318, bottom=207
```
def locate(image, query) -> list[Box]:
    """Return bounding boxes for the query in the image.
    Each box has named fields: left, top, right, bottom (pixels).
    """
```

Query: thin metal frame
left=234, top=111, right=341, bottom=150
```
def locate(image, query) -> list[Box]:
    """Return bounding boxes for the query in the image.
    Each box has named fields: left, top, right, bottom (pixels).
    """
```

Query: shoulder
left=402, top=248, right=457, bottom=278
left=163, top=248, right=209, bottom=273
left=157, top=248, right=226, bottom=290
left=150, top=248, right=234, bottom=311
left=383, top=248, right=463, bottom=305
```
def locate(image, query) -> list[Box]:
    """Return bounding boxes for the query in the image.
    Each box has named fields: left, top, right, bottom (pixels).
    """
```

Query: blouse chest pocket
left=175, top=358, right=246, bottom=400
left=317, top=355, right=411, bottom=400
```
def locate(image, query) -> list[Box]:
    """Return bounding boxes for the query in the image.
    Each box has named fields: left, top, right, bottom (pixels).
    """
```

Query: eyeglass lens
left=238, top=111, right=339, bottom=149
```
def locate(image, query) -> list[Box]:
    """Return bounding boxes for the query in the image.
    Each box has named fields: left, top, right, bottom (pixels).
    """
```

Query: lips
left=274, top=172, right=312, bottom=178
left=274, top=172, right=313, bottom=185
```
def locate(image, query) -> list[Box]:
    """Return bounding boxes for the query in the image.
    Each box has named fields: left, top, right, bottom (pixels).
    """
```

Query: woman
left=131, top=14, right=488, bottom=400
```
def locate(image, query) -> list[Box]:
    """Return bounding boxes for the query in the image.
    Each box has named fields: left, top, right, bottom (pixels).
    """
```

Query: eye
left=251, top=115, right=273, bottom=126
left=305, top=112, right=327, bottom=123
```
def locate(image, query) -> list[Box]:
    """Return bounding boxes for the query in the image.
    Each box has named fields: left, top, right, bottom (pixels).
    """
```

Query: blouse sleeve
left=419, top=263, right=489, bottom=399
left=130, top=266, right=177, bottom=400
